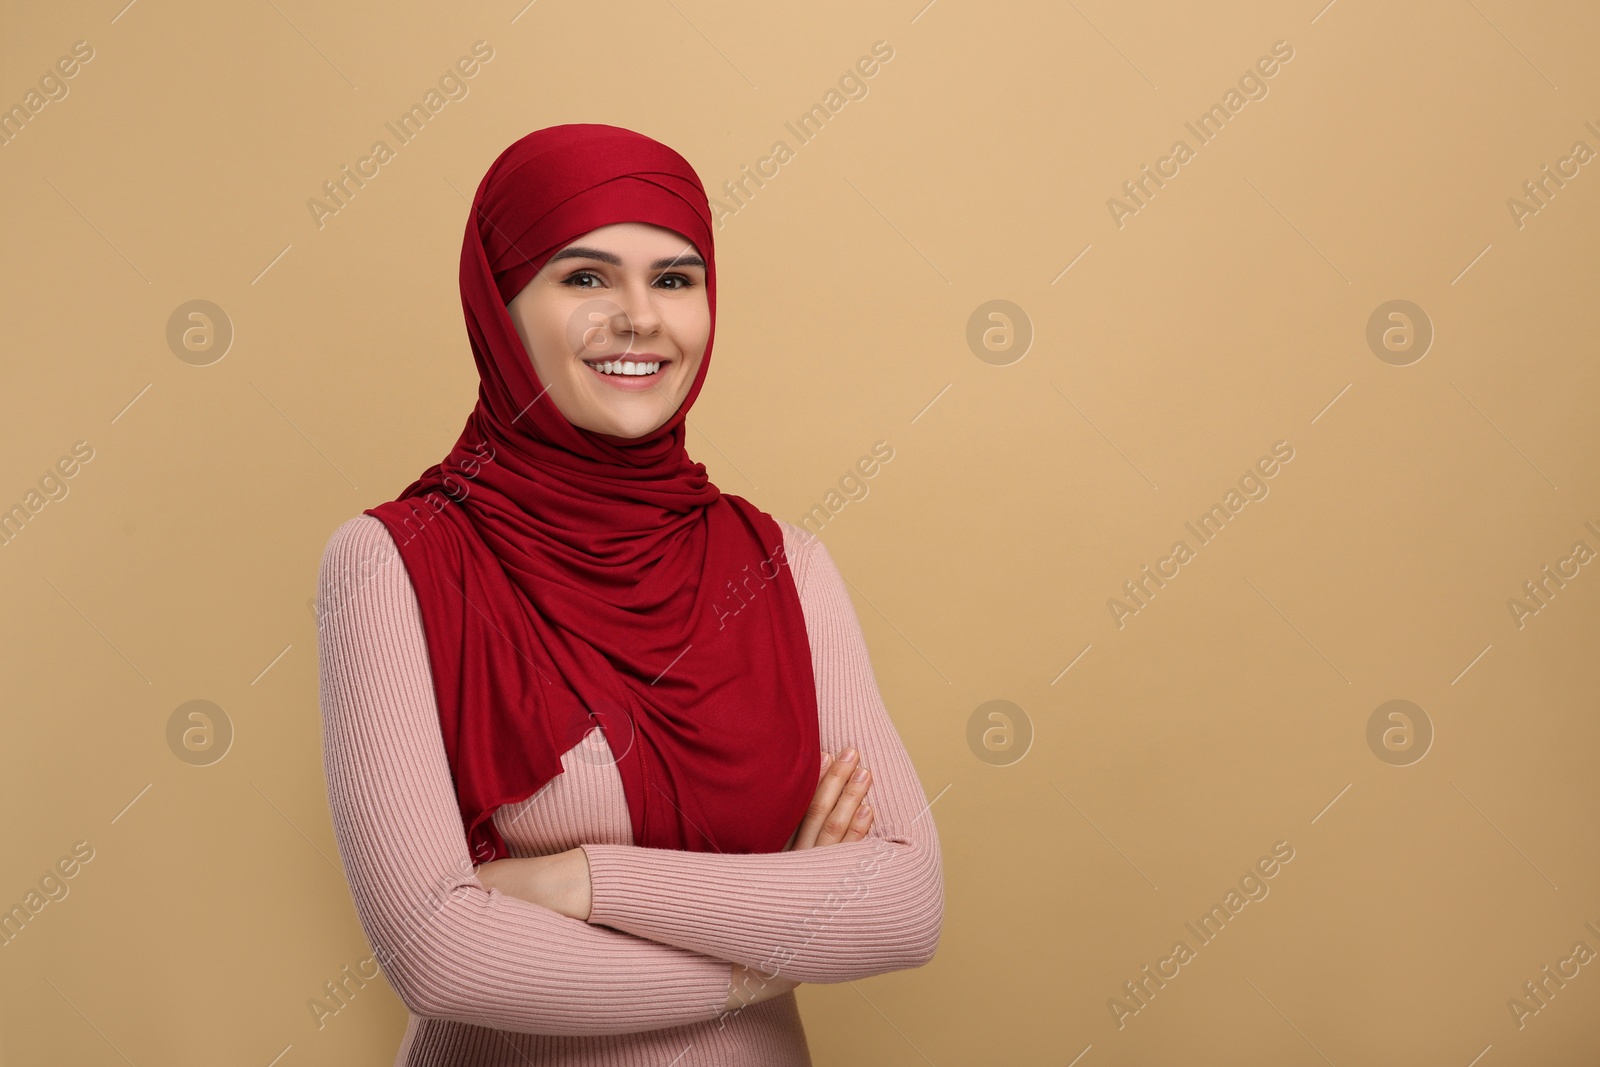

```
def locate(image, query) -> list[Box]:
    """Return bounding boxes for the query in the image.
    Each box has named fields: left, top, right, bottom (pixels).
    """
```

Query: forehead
left=560, top=222, right=700, bottom=257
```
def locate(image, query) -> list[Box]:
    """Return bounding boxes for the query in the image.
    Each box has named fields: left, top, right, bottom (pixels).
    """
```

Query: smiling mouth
left=582, top=356, right=668, bottom=378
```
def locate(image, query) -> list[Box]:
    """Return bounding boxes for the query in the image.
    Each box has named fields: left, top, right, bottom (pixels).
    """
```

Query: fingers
left=792, top=747, right=873, bottom=850
left=794, top=748, right=859, bottom=849
left=818, top=761, right=871, bottom=846
left=841, top=798, right=874, bottom=843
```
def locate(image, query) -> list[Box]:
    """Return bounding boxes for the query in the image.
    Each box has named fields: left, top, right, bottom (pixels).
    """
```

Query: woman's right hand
left=726, top=749, right=876, bottom=1011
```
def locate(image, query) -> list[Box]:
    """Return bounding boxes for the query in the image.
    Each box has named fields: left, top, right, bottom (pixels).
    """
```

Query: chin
left=590, top=411, right=666, bottom=439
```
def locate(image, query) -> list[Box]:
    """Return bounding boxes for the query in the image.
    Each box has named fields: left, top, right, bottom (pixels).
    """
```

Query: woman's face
left=507, top=222, right=710, bottom=439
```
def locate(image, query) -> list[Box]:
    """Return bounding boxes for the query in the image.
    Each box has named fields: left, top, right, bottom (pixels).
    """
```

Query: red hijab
left=364, top=123, right=819, bottom=863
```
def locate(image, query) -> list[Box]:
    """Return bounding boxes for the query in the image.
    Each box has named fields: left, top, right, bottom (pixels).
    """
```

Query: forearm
left=468, top=798, right=936, bottom=989
left=363, top=879, right=739, bottom=1035
left=580, top=826, right=942, bottom=984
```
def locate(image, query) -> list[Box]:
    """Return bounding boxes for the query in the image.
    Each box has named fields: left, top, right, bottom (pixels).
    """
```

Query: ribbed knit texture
left=317, top=515, right=943, bottom=1065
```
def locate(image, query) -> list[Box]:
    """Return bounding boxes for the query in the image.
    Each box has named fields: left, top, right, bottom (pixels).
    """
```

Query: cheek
left=679, top=304, right=712, bottom=360
left=515, top=301, right=578, bottom=377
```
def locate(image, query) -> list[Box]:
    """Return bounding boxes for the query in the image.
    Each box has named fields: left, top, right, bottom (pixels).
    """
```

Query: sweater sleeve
left=316, top=515, right=738, bottom=1036
left=579, top=530, right=945, bottom=984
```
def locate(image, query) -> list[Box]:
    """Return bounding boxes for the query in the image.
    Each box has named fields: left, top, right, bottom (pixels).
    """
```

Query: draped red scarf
left=363, top=123, right=819, bottom=864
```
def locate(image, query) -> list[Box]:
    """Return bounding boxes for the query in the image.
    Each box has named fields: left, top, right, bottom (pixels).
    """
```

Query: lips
left=582, top=353, right=671, bottom=391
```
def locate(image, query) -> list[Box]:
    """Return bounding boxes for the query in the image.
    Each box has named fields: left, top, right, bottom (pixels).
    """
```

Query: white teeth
left=589, top=360, right=661, bottom=376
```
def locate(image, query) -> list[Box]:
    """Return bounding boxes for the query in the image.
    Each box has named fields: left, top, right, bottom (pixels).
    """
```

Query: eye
left=560, top=267, right=700, bottom=290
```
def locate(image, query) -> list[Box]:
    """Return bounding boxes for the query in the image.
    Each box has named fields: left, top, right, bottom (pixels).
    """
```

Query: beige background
left=2, top=0, right=1598, bottom=1063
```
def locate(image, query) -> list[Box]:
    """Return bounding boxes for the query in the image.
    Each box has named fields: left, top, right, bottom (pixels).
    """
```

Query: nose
left=611, top=277, right=664, bottom=346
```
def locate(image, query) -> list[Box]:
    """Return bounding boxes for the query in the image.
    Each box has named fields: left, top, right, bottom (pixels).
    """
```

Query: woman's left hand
left=474, top=847, right=592, bottom=921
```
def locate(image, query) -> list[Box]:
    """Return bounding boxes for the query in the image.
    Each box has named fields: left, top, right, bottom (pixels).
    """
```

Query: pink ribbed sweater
left=316, top=514, right=944, bottom=1066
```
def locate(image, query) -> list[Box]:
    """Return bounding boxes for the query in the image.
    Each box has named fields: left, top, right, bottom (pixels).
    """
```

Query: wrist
left=522, top=849, right=590, bottom=920
left=475, top=853, right=591, bottom=921
left=568, top=846, right=593, bottom=921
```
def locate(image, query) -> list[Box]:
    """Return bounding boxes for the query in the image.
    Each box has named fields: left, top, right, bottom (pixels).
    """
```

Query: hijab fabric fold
left=364, top=123, right=820, bottom=863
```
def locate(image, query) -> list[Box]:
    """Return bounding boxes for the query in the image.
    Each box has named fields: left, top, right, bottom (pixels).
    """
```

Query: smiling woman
left=316, top=123, right=942, bottom=1067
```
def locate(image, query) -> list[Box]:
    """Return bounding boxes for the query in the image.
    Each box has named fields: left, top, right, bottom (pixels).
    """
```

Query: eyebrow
left=548, top=245, right=706, bottom=270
